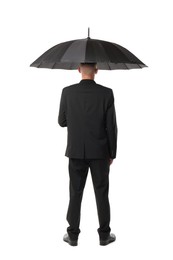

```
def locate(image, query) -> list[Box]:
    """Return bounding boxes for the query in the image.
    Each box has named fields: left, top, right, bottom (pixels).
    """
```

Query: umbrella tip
left=88, top=27, right=90, bottom=39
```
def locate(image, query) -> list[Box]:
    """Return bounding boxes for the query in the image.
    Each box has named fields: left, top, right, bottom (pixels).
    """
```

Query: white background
left=0, top=0, right=173, bottom=259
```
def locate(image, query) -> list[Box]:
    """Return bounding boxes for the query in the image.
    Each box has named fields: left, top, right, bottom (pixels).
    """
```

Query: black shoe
left=100, top=233, right=116, bottom=246
left=63, top=234, right=78, bottom=246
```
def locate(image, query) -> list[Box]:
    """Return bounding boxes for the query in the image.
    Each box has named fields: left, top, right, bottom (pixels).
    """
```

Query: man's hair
left=79, top=63, right=97, bottom=75
left=80, top=63, right=97, bottom=67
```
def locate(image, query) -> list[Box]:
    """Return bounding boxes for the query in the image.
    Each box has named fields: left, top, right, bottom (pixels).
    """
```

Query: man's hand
left=109, top=158, right=113, bottom=165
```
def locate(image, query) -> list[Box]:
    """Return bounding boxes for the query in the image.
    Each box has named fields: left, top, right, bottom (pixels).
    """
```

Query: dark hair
left=80, top=63, right=97, bottom=67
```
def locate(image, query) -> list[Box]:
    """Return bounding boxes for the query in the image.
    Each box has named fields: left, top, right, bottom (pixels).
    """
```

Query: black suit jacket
left=58, top=79, right=118, bottom=159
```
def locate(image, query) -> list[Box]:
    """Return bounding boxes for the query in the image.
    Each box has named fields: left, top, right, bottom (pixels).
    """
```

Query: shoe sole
left=100, top=239, right=116, bottom=246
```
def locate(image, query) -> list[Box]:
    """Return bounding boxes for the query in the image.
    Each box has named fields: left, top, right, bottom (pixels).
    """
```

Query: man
left=58, top=63, right=118, bottom=246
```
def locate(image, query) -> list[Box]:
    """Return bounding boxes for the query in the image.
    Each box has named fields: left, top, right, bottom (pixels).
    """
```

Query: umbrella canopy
left=30, top=30, right=147, bottom=70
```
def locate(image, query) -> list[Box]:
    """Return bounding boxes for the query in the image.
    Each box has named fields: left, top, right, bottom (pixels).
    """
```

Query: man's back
left=58, top=79, right=117, bottom=159
left=59, top=64, right=117, bottom=246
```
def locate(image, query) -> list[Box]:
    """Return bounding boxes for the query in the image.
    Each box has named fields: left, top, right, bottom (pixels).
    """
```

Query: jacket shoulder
left=62, top=82, right=113, bottom=95
left=96, top=83, right=112, bottom=91
left=96, top=84, right=113, bottom=96
left=62, top=84, right=78, bottom=92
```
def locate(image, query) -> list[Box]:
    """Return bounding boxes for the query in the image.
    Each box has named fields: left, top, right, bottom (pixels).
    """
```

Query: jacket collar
left=79, top=79, right=96, bottom=85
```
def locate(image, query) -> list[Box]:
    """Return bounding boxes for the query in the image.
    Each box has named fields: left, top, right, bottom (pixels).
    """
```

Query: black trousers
left=66, top=158, right=111, bottom=241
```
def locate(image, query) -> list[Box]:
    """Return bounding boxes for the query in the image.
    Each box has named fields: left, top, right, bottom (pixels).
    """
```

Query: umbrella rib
left=61, top=39, right=87, bottom=63
left=124, top=63, right=129, bottom=69
left=37, top=61, right=42, bottom=68
left=113, top=43, right=143, bottom=68
left=51, top=62, right=56, bottom=69
left=89, top=40, right=113, bottom=69
left=107, top=62, right=111, bottom=70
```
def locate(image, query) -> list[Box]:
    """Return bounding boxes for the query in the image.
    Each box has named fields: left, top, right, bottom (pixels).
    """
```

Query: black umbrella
left=30, top=29, right=147, bottom=70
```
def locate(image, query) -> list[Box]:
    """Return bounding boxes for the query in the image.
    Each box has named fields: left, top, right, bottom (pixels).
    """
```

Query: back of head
left=80, top=63, right=97, bottom=75
left=79, top=63, right=98, bottom=79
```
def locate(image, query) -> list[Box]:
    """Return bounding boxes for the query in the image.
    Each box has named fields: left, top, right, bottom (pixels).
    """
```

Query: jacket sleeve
left=58, top=88, right=67, bottom=127
left=106, top=89, right=118, bottom=159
